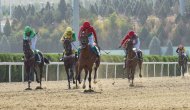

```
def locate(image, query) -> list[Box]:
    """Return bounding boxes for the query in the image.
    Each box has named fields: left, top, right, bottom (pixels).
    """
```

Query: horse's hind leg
left=138, top=61, right=142, bottom=78
left=94, top=59, right=100, bottom=83
left=39, top=65, right=43, bottom=88
left=83, top=68, right=88, bottom=89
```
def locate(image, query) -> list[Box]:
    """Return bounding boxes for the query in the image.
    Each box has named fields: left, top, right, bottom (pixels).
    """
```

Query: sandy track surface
left=0, top=77, right=190, bottom=110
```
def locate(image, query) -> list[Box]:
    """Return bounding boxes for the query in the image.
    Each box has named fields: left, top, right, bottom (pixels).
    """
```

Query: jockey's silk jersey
left=60, top=32, right=76, bottom=42
left=78, top=26, right=97, bottom=43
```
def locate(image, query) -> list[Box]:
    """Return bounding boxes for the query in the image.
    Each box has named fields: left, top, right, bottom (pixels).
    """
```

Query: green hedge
left=0, top=53, right=182, bottom=82
left=0, top=53, right=180, bottom=62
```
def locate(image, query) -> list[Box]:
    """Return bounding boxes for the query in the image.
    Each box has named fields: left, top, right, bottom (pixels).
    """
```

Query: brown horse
left=75, top=33, right=100, bottom=90
left=178, top=52, right=188, bottom=76
left=62, top=38, right=76, bottom=89
left=23, top=39, right=49, bottom=90
left=125, top=39, right=142, bottom=86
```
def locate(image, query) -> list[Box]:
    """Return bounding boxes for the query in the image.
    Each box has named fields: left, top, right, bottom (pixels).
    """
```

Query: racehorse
left=75, top=32, right=100, bottom=90
left=178, top=52, right=188, bottom=76
left=125, top=39, right=143, bottom=86
left=62, top=38, right=76, bottom=89
left=23, top=39, right=49, bottom=90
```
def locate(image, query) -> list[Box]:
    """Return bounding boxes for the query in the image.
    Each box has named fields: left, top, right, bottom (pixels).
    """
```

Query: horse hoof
left=93, top=81, right=97, bottom=84
left=25, top=88, right=32, bottom=90
left=82, top=85, right=86, bottom=89
left=35, top=86, right=43, bottom=90
left=139, top=74, right=142, bottom=78
left=36, top=80, right=40, bottom=83
left=73, top=81, right=76, bottom=84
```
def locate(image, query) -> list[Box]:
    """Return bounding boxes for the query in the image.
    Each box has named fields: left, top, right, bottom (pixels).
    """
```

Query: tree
left=139, top=27, right=150, bottom=49
left=149, top=36, right=162, bottom=55
left=58, top=0, right=67, bottom=20
left=165, top=40, right=173, bottom=56
left=157, top=23, right=167, bottom=46
left=3, top=19, right=11, bottom=36
left=0, top=35, right=11, bottom=52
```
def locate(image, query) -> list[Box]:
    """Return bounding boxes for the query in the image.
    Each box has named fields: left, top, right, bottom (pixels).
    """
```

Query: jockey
left=23, top=26, right=41, bottom=63
left=78, top=21, right=100, bottom=57
left=119, top=30, right=141, bottom=58
left=176, top=44, right=186, bottom=55
left=60, top=27, right=77, bottom=61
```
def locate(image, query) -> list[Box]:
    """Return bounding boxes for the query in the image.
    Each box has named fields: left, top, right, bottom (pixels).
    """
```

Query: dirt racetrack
left=0, top=76, right=190, bottom=110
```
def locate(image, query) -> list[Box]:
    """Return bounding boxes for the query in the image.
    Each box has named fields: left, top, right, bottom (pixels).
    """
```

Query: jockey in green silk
left=23, top=26, right=41, bottom=63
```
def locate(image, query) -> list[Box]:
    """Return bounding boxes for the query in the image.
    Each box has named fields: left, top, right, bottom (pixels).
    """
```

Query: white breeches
left=133, top=38, right=140, bottom=51
left=30, top=35, right=37, bottom=50
left=88, top=34, right=94, bottom=46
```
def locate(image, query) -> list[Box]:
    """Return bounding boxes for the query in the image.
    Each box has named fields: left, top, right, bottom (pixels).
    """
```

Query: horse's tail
left=44, top=57, right=50, bottom=64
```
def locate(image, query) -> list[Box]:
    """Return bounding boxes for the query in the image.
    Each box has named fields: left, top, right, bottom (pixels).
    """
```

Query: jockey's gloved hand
left=119, top=45, right=122, bottom=48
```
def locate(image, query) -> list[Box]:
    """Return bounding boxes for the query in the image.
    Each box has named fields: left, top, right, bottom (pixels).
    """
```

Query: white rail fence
left=0, top=62, right=189, bottom=82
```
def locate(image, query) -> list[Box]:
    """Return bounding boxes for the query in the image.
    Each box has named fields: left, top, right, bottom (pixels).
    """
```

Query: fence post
left=46, top=65, right=48, bottom=81
left=154, top=64, right=155, bottom=77
left=147, top=64, right=149, bottom=77
left=106, top=64, right=108, bottom=79
left=161, top=64, right=163, bottom=77
left=22, top=65, right=24, bottom=82
left=9, top=65, right=11, bottom=83
left=57, top=64, right=59, bottom=81
left=174, top=64, right=176, bottom=77
left=168, top=64, right=170, bottom=77
left=114, top=65, right=117, bottom=79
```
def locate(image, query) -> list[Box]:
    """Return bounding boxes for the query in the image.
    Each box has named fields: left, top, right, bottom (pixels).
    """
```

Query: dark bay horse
left=125, top=39, right=142, bottom=86
left=23, top=39, right=49, bottom=90
left=75, top=33, right=100, bottom=90
left=62, top=38, right=76, bottom=89
left=178, top=52, right=188, bottom=76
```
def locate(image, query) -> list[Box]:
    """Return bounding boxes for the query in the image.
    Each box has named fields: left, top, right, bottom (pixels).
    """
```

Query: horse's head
left=125, top=39, right=133, bottom=51
left=63, top=38, right=72, bottom=56
left=23, top=39, right=33, bottom=58
left=80, top=31, right=89, bottom=48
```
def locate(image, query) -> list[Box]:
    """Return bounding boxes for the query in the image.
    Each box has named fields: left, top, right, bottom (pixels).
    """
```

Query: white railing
left=0, top=62, right=189, bottom=82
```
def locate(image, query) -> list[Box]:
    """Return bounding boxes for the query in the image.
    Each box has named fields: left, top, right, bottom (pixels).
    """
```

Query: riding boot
left=35, top=53, right=41, bottom=63
left=123, top=54, right=127, bottom=69
left=93, top=46, right=100, bottom=57
left=60, top=53, right=64, bottom=61
left=137, top=51, right=142, bottom=61
left=75, top=51, right=78, bottom=60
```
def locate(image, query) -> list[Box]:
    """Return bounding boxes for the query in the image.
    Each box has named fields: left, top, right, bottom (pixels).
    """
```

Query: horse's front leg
left=94, top=59, right=100, bottom=84
left=25, top=66, right=32, bottom=90
left=34, top=68, right=39, bottom=83
left=65, top=67, right=71, bottom=89
left=83, top=68, right=88, bottom=89
left=88, top=68, right=93, bottom=90
left=70, top=67, right=75, bottom=84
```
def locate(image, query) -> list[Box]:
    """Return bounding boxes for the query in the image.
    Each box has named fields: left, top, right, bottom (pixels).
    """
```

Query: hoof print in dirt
left=84, top=89, right=95, bottom=93
left=25, top=88, right=32, bottom=90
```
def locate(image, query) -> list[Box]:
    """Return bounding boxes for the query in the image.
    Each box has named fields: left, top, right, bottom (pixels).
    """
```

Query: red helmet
left=83, top=21, right=90, bottom=28
left=128, top=31, right=135, bottom=37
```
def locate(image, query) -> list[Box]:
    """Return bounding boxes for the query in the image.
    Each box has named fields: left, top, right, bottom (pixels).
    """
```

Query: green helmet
left=24, top=26, right=32, bottom=33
